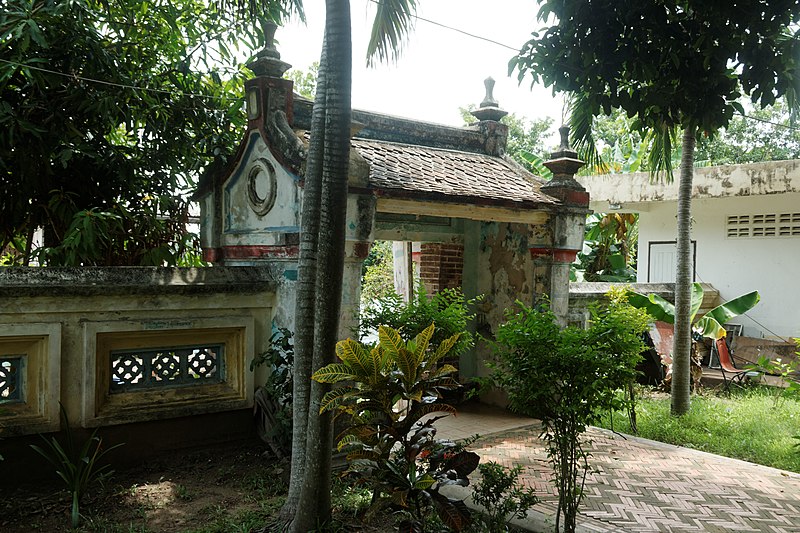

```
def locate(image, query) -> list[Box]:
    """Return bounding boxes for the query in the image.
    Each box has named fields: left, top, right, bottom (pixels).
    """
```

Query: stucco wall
left=636, top=193, right=800, bottom=339
left=0, top=267, right=276, bottom=438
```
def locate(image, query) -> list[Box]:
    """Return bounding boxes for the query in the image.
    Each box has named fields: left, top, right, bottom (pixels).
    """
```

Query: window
left=0, top=323, right=61, bottom=435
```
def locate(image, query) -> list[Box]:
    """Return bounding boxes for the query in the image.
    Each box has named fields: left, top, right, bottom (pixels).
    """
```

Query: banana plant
left=628, top=283, right=760, bottom=340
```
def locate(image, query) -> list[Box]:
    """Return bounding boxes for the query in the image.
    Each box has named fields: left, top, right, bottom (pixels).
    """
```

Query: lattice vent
left=0, top=356, right=23, bottom=402
left=726, top=212, right=800, bottom=238
left=110, top=345, right=223, bottom=392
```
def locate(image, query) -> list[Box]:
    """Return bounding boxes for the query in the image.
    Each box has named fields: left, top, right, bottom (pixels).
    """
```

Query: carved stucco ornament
left=248, top=158, right=278, bottom=216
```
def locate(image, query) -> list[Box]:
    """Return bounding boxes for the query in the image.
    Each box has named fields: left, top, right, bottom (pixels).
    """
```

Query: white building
left=579, top=160, right=800, bottom=341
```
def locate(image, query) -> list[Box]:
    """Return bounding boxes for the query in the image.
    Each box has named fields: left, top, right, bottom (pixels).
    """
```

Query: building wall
left=636, top=193, right=800, bottom=339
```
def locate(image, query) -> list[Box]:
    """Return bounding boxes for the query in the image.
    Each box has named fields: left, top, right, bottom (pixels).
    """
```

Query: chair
left=708, top=323, right=742, bottom=368
left=712, top=337, right=749, bottom=391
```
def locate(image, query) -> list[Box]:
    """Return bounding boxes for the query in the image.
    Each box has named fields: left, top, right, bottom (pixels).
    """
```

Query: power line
left=0, top=59, right=242, bottom=103
left=362, top=0, right=520, bottom=52
left=737, top=111, right=800, bottom=131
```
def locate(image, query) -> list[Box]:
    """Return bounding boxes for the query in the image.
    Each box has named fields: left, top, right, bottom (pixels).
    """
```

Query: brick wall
left=419, top=243, right=464, bottom=295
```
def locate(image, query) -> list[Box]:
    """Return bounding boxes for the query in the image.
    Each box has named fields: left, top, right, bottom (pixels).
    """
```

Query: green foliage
left=30, top=405, right=124, bottom=528
left=628, top=284, right=760, bottom=340
left=492, top=290, right=650, bottom=532
left=0, top=0, right=298, bottom=265
left=359, top=288, right=476, bottom=361
left=697, top=100, right=800, bottom=165
left=595, top=385, right=800, bottom=474
left=472, top=462, right=539, bottom=532
left=285, top=61, right=319, bottom=99
left=313, top=324, right=479, bottom=532
left=572, top=213, right=638, bottom=282
left=250, top=328, right=294, bottom=458
left=514, top=0, right=800, bottom=144
left=360, top=240, right=397, bottom=304
left=746, top=340, right=800, bottom=409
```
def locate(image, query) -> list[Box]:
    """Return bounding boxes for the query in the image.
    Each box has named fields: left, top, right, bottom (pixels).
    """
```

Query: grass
left=595, top=385, right=800, bottom=473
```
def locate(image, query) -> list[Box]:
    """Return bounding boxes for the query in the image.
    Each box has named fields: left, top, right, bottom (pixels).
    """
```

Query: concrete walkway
left=436, top=402, right=800, bottom=533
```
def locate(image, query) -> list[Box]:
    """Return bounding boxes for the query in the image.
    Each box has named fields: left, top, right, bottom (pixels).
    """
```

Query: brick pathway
left=437, top=404, right=800, bottom=532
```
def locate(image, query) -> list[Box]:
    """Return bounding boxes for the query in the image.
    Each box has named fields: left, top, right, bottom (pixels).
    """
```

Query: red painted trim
left=352, top=241, right=372, bottom=260
left=203, top=248, right=223, bottom=263
left=529, top=246, right=553, bottom=259
left=553, top=249, right=579, bottom=263
left=222, top=245, right=300, bottom=260
left=529, top=247, right=580, bottom=263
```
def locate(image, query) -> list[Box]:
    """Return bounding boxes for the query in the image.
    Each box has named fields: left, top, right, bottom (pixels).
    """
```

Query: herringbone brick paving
left=438, top=404, right=800, bottom=532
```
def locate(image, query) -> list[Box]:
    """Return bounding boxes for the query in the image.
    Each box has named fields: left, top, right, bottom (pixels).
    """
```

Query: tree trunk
left=280, top=34, right=328, bottom=525
left=285, top=1, right=352, bottom=531
left=671, top=127, right=696, bottom=416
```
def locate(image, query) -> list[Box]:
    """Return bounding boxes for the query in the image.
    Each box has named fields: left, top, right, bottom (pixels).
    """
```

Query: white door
left=647, top=241, right=696, bottom=282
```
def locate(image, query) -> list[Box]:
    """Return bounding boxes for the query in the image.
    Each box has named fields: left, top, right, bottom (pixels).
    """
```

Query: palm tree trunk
left=671, top=127, right=696, bottom=416
left=287, top=1, right=352, bottom=530
left=281, top=36, right=328, bottom=527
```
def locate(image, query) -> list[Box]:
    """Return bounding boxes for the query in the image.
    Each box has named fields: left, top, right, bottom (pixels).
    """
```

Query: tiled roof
left=352, top=139, right=558, bottom=207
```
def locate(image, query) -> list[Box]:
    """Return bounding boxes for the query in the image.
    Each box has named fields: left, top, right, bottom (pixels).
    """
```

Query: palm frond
left=366, top=0, right=418, bottom=66
left=568, top=93, right=608, bottom=174
left=648, top=122, right=676, bottom=184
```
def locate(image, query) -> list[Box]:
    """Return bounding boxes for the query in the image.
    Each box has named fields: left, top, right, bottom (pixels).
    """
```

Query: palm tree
left=278, top=2, right=418, bottom=530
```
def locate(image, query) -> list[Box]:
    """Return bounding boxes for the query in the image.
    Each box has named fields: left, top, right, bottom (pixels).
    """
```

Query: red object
left=714, top=338, right=749, bottom=391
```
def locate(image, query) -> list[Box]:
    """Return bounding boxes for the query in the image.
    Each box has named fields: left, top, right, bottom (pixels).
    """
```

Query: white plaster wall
left=222, top=133, right=300, bottom=247
left=637, top=193, right=800, bottom=339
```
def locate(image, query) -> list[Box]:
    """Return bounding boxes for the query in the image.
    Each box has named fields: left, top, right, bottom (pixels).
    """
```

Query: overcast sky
left=275, top=0, right=563, bottom=134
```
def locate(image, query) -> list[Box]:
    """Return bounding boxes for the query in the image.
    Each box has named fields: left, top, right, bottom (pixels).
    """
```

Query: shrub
left=492, top=290, right=649, bottom=533
left=472, top=461, right=539, bottom=532
left=359, top=287, right=477, bottom=361
left=250, top=328, right=294, bottom=458
left=313, top=324, right=479, bottom=532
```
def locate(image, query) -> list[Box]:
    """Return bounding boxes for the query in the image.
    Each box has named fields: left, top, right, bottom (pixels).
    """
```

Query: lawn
left=595, top=385, right=800, bottom=473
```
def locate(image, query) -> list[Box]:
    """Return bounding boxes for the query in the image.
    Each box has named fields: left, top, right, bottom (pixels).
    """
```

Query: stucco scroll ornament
left=267, top=109, right=306, bottom=170
left=248, top=158, right=278, bottom=216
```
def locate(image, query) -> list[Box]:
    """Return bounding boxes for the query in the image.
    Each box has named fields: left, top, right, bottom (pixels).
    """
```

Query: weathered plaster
left=0, top=268, right=274, bottom=435
left=578, top=159, right=800, bottom=212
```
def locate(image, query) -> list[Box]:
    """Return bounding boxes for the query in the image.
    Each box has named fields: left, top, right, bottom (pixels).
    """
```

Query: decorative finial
left=259, top=20, right=281, bottom=60
left=558, top=125, right=571, bottom=151
left=480, top=77, right=499, bottom=108
left=248, top=19, right=292, bottom=78
left=542, top=124, right=585, bottom=192
left=471, top=77, right=508, bottom=122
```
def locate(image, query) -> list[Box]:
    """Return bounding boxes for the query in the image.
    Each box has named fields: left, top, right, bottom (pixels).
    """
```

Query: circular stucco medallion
left=247, top=158, right=278, bottom=216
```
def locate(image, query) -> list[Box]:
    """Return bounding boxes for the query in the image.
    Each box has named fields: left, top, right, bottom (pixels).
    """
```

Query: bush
left=492, top=290, right=649, bottom=533
left=359, top=287, right=476, bottom=361
left=313, top=324, right=479, bottom=532
left=472, top=461, right=539, bottom=532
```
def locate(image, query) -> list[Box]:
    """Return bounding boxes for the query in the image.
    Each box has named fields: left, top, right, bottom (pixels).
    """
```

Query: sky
left=275, top=0, right=564, bottom=133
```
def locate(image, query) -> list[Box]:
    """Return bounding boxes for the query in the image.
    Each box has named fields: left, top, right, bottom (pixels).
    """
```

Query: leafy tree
left=360, top=240, right=396, bottom=304
left=512, top=0, right=800, bottom=415
left=697, top=100, right=800, bottom=165
left=0, top=0, right=299, bottom=265
left=285, top=60, right=319, bottom=99
left=573, top=212, right=638, bottom=282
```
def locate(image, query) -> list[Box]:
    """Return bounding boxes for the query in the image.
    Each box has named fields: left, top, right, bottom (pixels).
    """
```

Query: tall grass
left=596, top=386, right=800, bottom=473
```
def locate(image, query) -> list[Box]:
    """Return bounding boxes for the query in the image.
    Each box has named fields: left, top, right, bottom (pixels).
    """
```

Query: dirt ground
left=3, top=440, right=294, bottom=533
